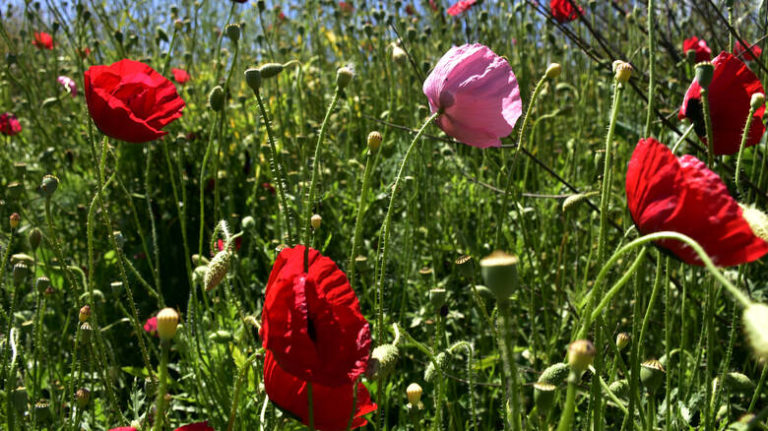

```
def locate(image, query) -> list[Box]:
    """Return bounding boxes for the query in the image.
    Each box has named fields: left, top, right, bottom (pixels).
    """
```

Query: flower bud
left=11, top=253, right=34, bottom=266
left=545, top=63, right=562, bottom=79
left=156, top=307, right=179, bottom=340
left=310, top=214, right=322, bottom=229
left=259, top=63, right=284, bottom=79
left=567, top=339, right=596, bottom=374
left=743, top=303, right=768, bottom=362
left=11, top=386, right=27, bottom=413
left=204, top=250, right=231, bottom=291
left=695, top=62, right=715, bottom=89
left=479, top=251, right=519, bottom=301
left=242, top=215, right=256, bottom=229
left=10, top=212, right=20, bottom=229
left=174, top=19, right=183, bottom=30
left=640, top=359, right=665, bottom=392
left=28, top=228, right=42, bottom=250
left=76, top=388, right=90, bottom=408
left=79, top=305, right=91, bottom=322
left=367, top=131, right=382, bottom=152
left=533, top=382, right=557, bottom=415
left=392, top=45, right=407, bottom=65
left=406, top=382, right=423, bottom=406
left=751, top=93, right=765, bottom=110
left=616, top=332, right=630, bottom=350
left=336, top=66, right=354, bottom=89
left=613, top=61, right=633, bottom=84
left=723, top=372, right=755, bottom=393
left=39, top=174, right=59, bottom=197
left=424, top=352, right=447, bottom=382
left=245, top=68, right=262, bottom=92
left=225, top=24, right=240, bottom=42
left=366, top=343, right=400, bottom=380
left=208, top=85, right=225, bottom=111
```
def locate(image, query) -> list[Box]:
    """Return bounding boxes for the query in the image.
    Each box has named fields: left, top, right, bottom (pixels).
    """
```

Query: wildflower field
left=3, top=0, right=768, bottom=430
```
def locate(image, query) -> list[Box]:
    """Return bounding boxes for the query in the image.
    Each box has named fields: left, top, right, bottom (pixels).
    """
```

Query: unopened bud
left=392, top=45, right=407, bottom=65
left=613, top=61, right=633, bottom=84
left=79, top=305, right=91, bottom=322
left=40, top=174, right=59, bottom=197
left=174, top=19, right=183, bottom=30
left=208, top=86, right=225, bottom=111
left=259, top=63, right=284, bottom=79
left=156, top=307, right=179, bottom=341
left=695, top=62, right=714, bottom=89
left=76, top=388, right=90, bottom=408
left=204, top=250, right=231, bottom=291
left=366, top=344, right=400, bottom=380
left=336, top=66, right=354, bottom=89
left=751, top=93, right=765, bottom=110
left=226, top=24, right=240, bottom=42
left=616, top=332, right=630, bottom=350
left=28, top=228, right=42, bottom=250
left=479, top=251, right=519, bottom=301
left=10, top=212, right=20, bottom=229
left=367, top=131, right=382, bottom=152
left=244, top=68, right=262, bottom=92
left=545, top=63, right=562, bottom=79
left=406, top=382, right=423, bottom=405
left=310, top=214, right=322, bottom=229
left=242, top=215, right=256, bottom=229
left=568, top=339, right=596, bottom=374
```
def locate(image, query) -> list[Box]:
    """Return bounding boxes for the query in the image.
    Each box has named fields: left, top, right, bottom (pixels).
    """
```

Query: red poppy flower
left=734, top=40, right=762, bottom=61
left=261, top=245, right=371, bottom=387
left=339, top=1, right=354, bottom=13
left=429, top=0, right=439, bottom=11
left=0, top=113, right=22, bottom=136
left=215, top=237, right=242, bottom=253
left=551, top=0, right=584, bottom=23
left=172, top=68, right=190, bottom=85
left=78, top=47, right=92, bottom=58
left=682, top=36, right=712, bottom=63
left=143, top=316, right=158, bottom=336
left=447, top=0, right=477, bottom=16
left=679, top=52, right=765, bottom=155
left=84, top=59, right=185, bottom=143
left=264, top=351, right=376, bottom=431
left=109, top=423, right=212, bottom=431
left=405, top=4, right=416, bottom=15
left=626, top=137, right=768, bottom=267
left=33, top=32, right=54, bottom=50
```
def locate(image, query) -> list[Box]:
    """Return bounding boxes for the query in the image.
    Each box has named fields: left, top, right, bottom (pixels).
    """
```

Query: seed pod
left=336, top=66, right=354, bottom=89
left=480, top=251, right=519, bottom=301
left=533, top=382, right=557, bottom=415
left=13, top=262, right=29, bottom=285
left=35, top=276, right=51, bottom=293
left=640, top=359, right=665, bottom=392
left=225, top=24, right=240, bottom=42
left=204, top=250, right=231, bottom=291
left=11, top=386, right=27, bottom=413
left=11, top=253, right=34, bottom=266
left=80, top=322, right=92, bottom=344
left=694, top=61, right=714, bottom=89
left=34, top=400, right=52, bottom=424
left=751, top=93, right=765, bottom=110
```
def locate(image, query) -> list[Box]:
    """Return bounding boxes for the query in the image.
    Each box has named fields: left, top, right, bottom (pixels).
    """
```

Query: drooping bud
left=751, top=93, right=765, bottom=110
left=156, top=307, right=179, bottom=341
left=567, top=339, right=596, bottom=374
left=537, top=363, right=570, bottom=386
left=79, top=305, right=91, bottom=322
left=640, top=359, right=665, bottom=392
left=244, top=68, right=262, bottom=92
left=723, top=372, right=755, bottom=393
left=479, top=251, right=519, bottom=301
left=208, top=86, right=225, bottom=111
left=743, top=303, right=768, bottom=362
left=11, top=253, right=34, bottom=266
left=545, top=63, right=562, bottom=79
left=259, top=63, right=284, bottom=79
left=367, top=131, right=382, bottom=152
left=225, top=24, right=240, bottom=42
left=424, top=352, right=447, bottom=382
left=366, top=343, right=400, bottom=380
left=310, top=214, right=322, bottom=229
left=241, top=215, right=256, bottom=229
left=616, top=332, right=630, bottom=350
left=336, top=66, right=354, bottom=89
left=40, top=174, right=59, bottom=197
left=204, top=250, right=231, bottom=291
left=694, top=62, right=715, bottom=89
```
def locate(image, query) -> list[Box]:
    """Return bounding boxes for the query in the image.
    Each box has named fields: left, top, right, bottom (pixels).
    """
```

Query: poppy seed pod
left=545, top=63, right=562, bottom=79
left=13, top=262, right=29, bottom=285
left=640, top=359, right=665, bottom=392
left=10, top=386, right=27, bottom=413
left=367, top=131, right=382, bottom=152
left=156, top=307, right=179, bottom=340
left=225, top=24, right=240, bottom=42
left=11, top=253, right=34, bottom=266
left=568, top=339, right=596, bottom=374
left=310, top=214, right=322, bottom=229
left=479, top=251, right=519, bottom=301
left=366, top=343, right=400, bottom=380
left=204, top=250, right=231, bottom=291
left=743, top=303, right=768, bottom=362
left=244, top=68, right=262, bottom=92
left=79, top=305, right=91, bottom=322
left=35, top=276, right=51, bottom=293
left=533, top=382, right=557, bottom=415
left=336, top=66, right=354, bottom=89
left=39, top=176, right=59, bottom=196
left=34, top=400, right=51, bottom=424
left=80, top=322, right=93, bottom=343
left=694, top=61, right=714, bottom=89
left=208, top=86, right=225, bottom=111
left=406, top=382, right=423, bottom=406
left=259, top=63, right=284, bottom=79
left=9, top=212, right=20, bottom=229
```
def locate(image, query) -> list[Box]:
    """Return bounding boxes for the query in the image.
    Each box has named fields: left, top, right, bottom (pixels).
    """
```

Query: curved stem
left=597, top=82, right=625, bottom=264
left=644, top=0, right=656, bottom=137
left=735, top=106, right=757, bottom=195
left=199, top=111, right=222, bottom=258
left=701, top=88, right=715, bottom=166
left=348, top=146, right=377, bottom=288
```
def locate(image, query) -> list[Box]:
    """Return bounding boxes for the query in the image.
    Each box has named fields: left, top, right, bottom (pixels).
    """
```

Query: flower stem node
left=208, top=86, right=225, bottom=112
left=310, top=214, right=322, bottom=230
left=244, top=68, right=262, bottom=92
left=694, top=62, right=715, bottom=89
left=156, top=307, right=179, bottom=341
left=367, top=131, right=382, bottom=152
left=612, top=61, right=633, bottom=84
left=615, top=332, right=630, bottom=350
left=479, top=251, right=519, bottom=301
left=79, top=305, right=91, bottom=322
left=366, top=343, right=400, bottom=380
left=545, top=63, right=562, bottom=79
left=204, top=250, right=231, bottom=291
left=336, top=66, right=355, bottom=90
left=751, top=92, right=765, bottom=110
left=743, top=303, right=768, bottom=362
left=567, top=339, right=596, bottom=374
left=640, top=359, right=665, bottom=393
left=9, top=212, right=20, bottom=229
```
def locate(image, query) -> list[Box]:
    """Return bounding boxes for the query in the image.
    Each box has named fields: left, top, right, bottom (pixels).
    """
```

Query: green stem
left=199, top=110, right=223, bottom=258
left=597, top=81, right=625, bottom=265
left=556, top=371, right=580, bottom=431
left=735, top=106, right=757, bottom=195
left=348, top=145, right=377, bottom=288
left=499, top=300, right=522, bottom=431
left=670, top=123, right=696, bottom=153
left=644, top=0, right=655, bottom=137
left=227, top=352, right=258, bottom=431
left=701, top=88, right=715, bottom=166
left=154, top=340, right=170, bottom=431
left=748, top=365, right=767, bottom=412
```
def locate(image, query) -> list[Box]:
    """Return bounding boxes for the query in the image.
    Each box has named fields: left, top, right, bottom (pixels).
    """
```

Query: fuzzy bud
left=208, top=86, right=225, bottom=111
left=259, top=63, right=284, bottom=79
left=640, top=359, right=665, bottom=392
left=743, top=303, right=768, bottom=362
left=40, top=174, right=59, bottom=197
left=723, top=372, right=755, bottom=393
left=545, top=63, right=562, bottom=79
left=156, top=307, right=179, bottom=341
left=310, top=214, right=322, bottom=229
left=242, top=215, right=256, bottom=229
left=9, top=212, right=20, bottom=229
left=613, top=61, right=633, bottom=84
left=366, top=344, right=400, bottom=380
left=367, top=131, right=382, bottom=152
left=225, top=24, right=240, bottom=42
left=174, top=19, right=183, bottom=30
left=406, top=382, right=423, bottom=406
left=616, top=332, right=630, bottom=350
left=608, top=379, right=629, bottom=398
left=336, top=66, right=354, bottom=89
left=695, top=62, right=714, bottom=89
left=568, top=339, right=596, bottom=374
left=204, top=250, right=231, bottom=291
left=79, top=305, right=91, bottom=322
left=424, top=352, right=447, bottom=382
left=244, top=68, right=262, bottom=92
left=479, top=251, right=519, bottom=301
left=751, top=93, right=765, bottom=110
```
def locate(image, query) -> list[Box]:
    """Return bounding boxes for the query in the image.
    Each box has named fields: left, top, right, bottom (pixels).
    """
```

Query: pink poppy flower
left=143, top=316, right=158, bottom=336
left=57, top=76, right=77, bottom=97
left=172, top=68, right=191, bottom=85
left=447, top=0, right=477, bottom=16
left=422, top=43, right=522, bottom=148
left=0, top=113, right=22, bottom=136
